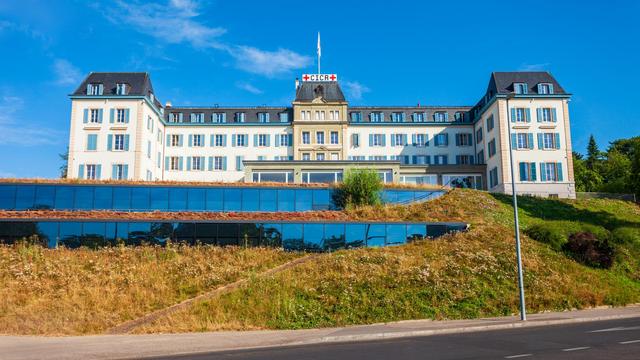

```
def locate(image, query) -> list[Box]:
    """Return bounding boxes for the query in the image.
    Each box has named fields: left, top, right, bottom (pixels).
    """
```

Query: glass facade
left=0, top=184, right=445, bottom=212
left=0, top=220, right=468, bottom=250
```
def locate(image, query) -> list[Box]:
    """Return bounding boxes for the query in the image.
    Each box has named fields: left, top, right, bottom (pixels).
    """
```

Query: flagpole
left=317, top=32, right=321, bottom=74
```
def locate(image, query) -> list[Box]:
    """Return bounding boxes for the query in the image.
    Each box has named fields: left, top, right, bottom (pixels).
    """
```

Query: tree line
left=573, top=135, right=640, bottom=198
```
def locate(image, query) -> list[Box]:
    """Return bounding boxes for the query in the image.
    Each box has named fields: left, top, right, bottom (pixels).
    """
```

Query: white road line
left=619, top=339, right=640, bottom=345
left=562, top=346, right=590, bottom=352
left=504, top=354, right=533, bottom=359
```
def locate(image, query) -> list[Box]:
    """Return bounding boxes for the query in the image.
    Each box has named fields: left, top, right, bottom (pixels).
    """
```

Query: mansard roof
left=294, top=81, right=346, bottom=102
left=489, top=71, right=567, bottom=95
left=72, top=72, right=156, bottom=97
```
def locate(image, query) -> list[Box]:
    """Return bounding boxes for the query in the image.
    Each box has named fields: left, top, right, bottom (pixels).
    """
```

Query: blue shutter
left=236, top=156, right=242, bottom=171
left=222, top=113, right=227, bottom=123
left=78, top=164, right=85, bottom=179
left=123, top=165, right=128, bottom=180
left=555, top=133, right=561, bottom=149
left=243, top=134, right=249, bottom=147
left=222, top=157, right=227, bottom=170
left=511, top=134, right=517, bottom=149
left=208, top=157, right=213, bottom=171
left=537, top=134, right=544, bottom=149
left=288, top=134, right=293, bottom=146
left=444, top=134, right=449, bottom=146
left=530, top=163, right=537, bottom=181
left=98, top=109, right=103, bottom=123
left=124, top=135, right=130, bottom=151
left=369, top=134, right=373, bottom=146
left=510, top=108, right=516, bottom=122
left=540, top=163, right=547, bottom=181
left=98, top=84, right=104, bottom=95
left=470, top=156, right=475, bottom=165
left=178, top=135, right=183, bottom=147
left=551, top=108, right=557, bottom=122
left=391, top=134, right=396, bottom=146
left=274, top=134, right=280, bottom=147
left=210, top=135, right=215, bottom=147
left=265, top=135, right=270, bottom=147
left=190, top=113, right=195, bottom=122
left=536, top=108, right=542, bottom=123
left=455, top=134, right=460, bottom=146
left=519, top=162, right=526, bottom=181
left=253, top=134, right=258, bottom=147
left=86, top=84, right=91, bottom=95
left=96, top=165, right=101, bottom=180
left=537, top=84, right=543, bottom=94
left=109, top=109, right=114, bottom=123
left=528, top=133, right=534, bottom=150
left=107, top=134, right=113, bottom=151
left=425, top=155, right=431, bottom=165
left=231, top=134, right=236, bottom=147
left=456, top=155, right=461, bottom=165
left=525, top=108, right=531, bottom=123
left=557, top=163, right=563, bottom=181
left=188, top=134, right=193, bottom=147
left=186, top=156, right=192, bottom=170
left=166, top=134, right=171, bottom=147
left=178, top=157, right=183, bottom=171
left=124, top=109, right=130, bottom=123
left=411, top=134, right=417, bottom=146
left=83, top=109, right=88, bottom=123
left=548, top=84, right=554, bottom=94
left=412, top=155, right=418, bottom=165
left=444, top=112, right=449, bottom=121
left=402, top=134, right=407, bottom=146
left=165, top=157, right=169, bottom=170
left=112, top=165, right=118, bottom=180
left=178, top=113, right=183, bottom=122
left=424, top=134, right=430, bottom=146
left=381, top=134, right=386, bottom=146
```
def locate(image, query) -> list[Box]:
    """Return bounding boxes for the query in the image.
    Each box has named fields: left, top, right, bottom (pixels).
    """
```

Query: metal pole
left=506, top=96, right=527, bottom=321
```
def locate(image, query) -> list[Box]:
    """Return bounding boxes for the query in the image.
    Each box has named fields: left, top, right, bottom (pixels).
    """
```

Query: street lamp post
left=505, top=94, right=527, bottom=321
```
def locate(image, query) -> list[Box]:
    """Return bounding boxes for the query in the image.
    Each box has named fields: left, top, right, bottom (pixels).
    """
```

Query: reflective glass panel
left=94, top=187, right=113, bottom=210
left=386, top=224, right=407, bottom=246
left=308, top=172, right=337, bottom=183
left=59, top=222, right=83, bottom=248
left=194, top=223, right=217, bottom=245
left=174, top=222, right=195, bottom=244
left=223, top=189, right=241, bottom=212
left=259, top=190, right=277, bottom=211
left=345, top=224, right=366, bottom=248
left=324, top=224, right=345, bottom=251
left=131, top=187, right=150, bottom=210
left=15, top=185, right=35, bottom=210
left=11, top=222, right=39, bottom=244
left=239, top=223, right=260, bottom=246
left=37, top=222, right=58, bottom=248
left=150, top=187, right=169, bottom=211
left=395, top=191, right=414, bottom=204
left=187, top=189, right=206, bottom=211
left=205, top=189, right=223, bottom=211
left=426, top=224, right=449, bottom=238
left=115, top=222, right=129, bottom=244
left=112, top=187, right=131, bottom=210
left=34, top=186, right=55, bottom=209
left=259, top=172, right=287, bottom=183
left=150, top=222, right=173, bottom=245
left=365, top=224, right=386, bottom=247
left=82, top=222, right=107, bottom=248
left=0, top=222, right=13, bottom=243
left=74, top=187, right=94, bottom=210
left=218, top=223, right=238, bottom=246
left=406, top=224, right=427, bottom=243
left=168, top=188, right=188, bottom=210
left=0, top=185, right=16, bottom=210
left=242, top=189, right=260, bottom=211
left=295, top=190, right=312, bottom=211
left=128, top=222, right=151, bottom=245
left=303, top=224, right=324, bottom=251
left=105, top=222, right=118, bottom=245
left=261, top=223, right=282, bottom=247
left=282, top=223, right=303, bottom=251
left=277, top=190, right=295, bottom=211
left=312, top=189, right=331, bottom=210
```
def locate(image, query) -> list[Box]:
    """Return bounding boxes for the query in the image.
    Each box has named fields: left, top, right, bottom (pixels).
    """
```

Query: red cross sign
left=301, top=74, right=338, bottom=82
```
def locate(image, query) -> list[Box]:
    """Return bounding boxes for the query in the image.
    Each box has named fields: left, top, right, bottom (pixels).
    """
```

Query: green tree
left=59, top=147, right=69, bottom=179
left=586, top=135, right=601, bottom=171
left=573, top=152, right=602, bottom=192
left=332, top=168, right=383, bottom=209
left=598, top=149, right=632, bottom=193
left=631, top=141, right=640, bottom=199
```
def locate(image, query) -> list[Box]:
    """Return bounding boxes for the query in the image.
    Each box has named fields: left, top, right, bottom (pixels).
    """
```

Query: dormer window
left=149, top=92, right=155, bottom=103
left=514, top=83, right=528, bottom=94
left=454, top=111, right=465, bottom=122
left=370, top=112, right=383, bottom=122
left=433, top=111, right=448, bottom=122
left=116, top=83, right=128, bottom=95
left=235, top=112, right=246, bottom=123
left=537, top=83, right=554, bottom=94
left=350, top=112, right=362, bottom=122
left=258, top=112, right=270, bottom=123
left=86, top=83, right=103, bottom=95
left=279, top=112, right=289, bottom=122
left=391, top=112, right=406, bottom=122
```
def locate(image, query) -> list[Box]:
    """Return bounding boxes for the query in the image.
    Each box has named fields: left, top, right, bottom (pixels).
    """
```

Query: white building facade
left=67, top=71, right=575, bottom=198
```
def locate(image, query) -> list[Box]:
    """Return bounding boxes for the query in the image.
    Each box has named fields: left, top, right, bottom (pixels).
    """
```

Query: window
left=539, top=133, right=561, bottom=150
left=214, top=156, right=225, bottom=170
left=235, top=112, right=246, bottom=123
left=86, top=83, right=103, bottom=95
left=258, top=134, right=268, bottom=147
left=513, top=133, right=533, bottom=150
left=514, top=82, right=528, bottom=94
left=116, top=83, right=127, bottom=95
left=433, top=155, right=448, bottom=165
left=351, top=133, right=359, bottom=147
left=279, top=112, right=289, bottom=122
left=434, top=133, right=449, bottom=147
left=455, top=133, right=473, bottom=146
left=477, top=150, right=485, bottom=164
left=456, top=155, right=474, bottom=165
left=278, top=134, right=290, bottom=146
left=146, top=170, right=152, bottom=181
left=90, top=109, right=101, bottom=123
left=302, top=153, right=311, bottom=161
left=371, top=134, right=385, bottom=146
left=412, top=112, right=425, bottom=122
left=369, top=155, right=387, bottom=161
left=329, top=110, right=339, bottom=120
left=513, top=108, right=529, bottom=123
left=170, top=113, right=182, bottom=123
left=191, top=113, right=204, bottom=123
left=301, top=111, right=311, bottom=120
left=214, top=134, right=225, bottom=147
left=433, top=112, right=448, bottom=122
left=316, top=131, right=325, bottom=144
left=348, top=155, right=366, bottom=161
left=454, top=112, right=465, bottom=122
left=147, top=140, right=151, bottom=158
left=116, top=109, right=126, bottom=123
left=316, top=153, right=325, bottom=161
left=314, top=111, right=325, bottom=120
left=391, top=112, right=405, bottom=122
left=413, top=155, right=430, bottom=165
left=370, top=112, right=383, bottom=122
left=171, top=135, right=181, bottom=147
left=519, top=162, right=537, bottom=181
left=114, top=134, right=125, bottom=151
left=302, top=131, right=310, bottom=144
left=537, top=108, right=556, bottom=122
left=170, top=157, right=181, bottom=171
left=113, top=164, right=127, bottom=180
left=258, top=112, right=269, bottom=123
left=488, top=139, right=496, bottom=157
left=350, top=112, right=362, bottom=122
left=146, top=116, right=152, bottom=130
left=540, top=162, right=564, bottom=182
left=235, top=134, right=247, bottom=147
left=330, top=131, right=339, bottom=144
left=486, top=115, right=494, bottom=131
left=213, top=113, right=226, bottom=123
left=192, top=157, right=203, bottom=171
left=489, top=167, right=499, bottom=188
left=476, top=128, right=483, bottom=143
left=192, top=134, right=203, bottom=147
left=86, top=134, right=97, bottom=151
left=392, top=133, right=406, bottom=146
left=537, top=83, right=553, bottom=94
left=86, top=164, right=97, bottom=180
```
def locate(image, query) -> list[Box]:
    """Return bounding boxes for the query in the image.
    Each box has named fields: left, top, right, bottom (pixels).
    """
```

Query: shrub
left=332, top=168, right=383, bottom=209
left=525, top=224, right=566, bottom=251
left=612, top=227, right=640, bottom=245
left=562, top=232, right=615, bottom=269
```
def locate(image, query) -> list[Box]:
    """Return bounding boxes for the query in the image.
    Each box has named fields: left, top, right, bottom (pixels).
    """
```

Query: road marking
left=562, top=347, right=590, bottom=352
left=590, top=326, right=640, bottom=333
left=619, top=339, right=640, bottom=345
left=504, top=354, right=532, bottom=358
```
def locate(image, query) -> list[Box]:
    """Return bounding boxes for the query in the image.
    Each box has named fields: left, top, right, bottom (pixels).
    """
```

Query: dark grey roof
left=490, top=72, right=566, bottom=95
left=72, top=72, right=161, bottom=106
left=294, top=81, right=346, bottom=102
left=348, top=106, right=472, bottom=123
left=164, top=106, right=292, bottom=124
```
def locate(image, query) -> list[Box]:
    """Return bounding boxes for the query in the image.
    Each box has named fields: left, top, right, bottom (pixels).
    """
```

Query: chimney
left=295, top=78, right=300, bottom=90
left=165, top=101, right=172, bottom=108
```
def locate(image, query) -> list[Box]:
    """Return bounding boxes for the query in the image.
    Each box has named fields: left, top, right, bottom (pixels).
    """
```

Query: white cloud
left=518, top=63, right=550, bottom=71
left=53, top=59, right=82, bottom=86
left=343, top=81, right=370, bottom=101
left=235, top=81, right=263, bottom=95
left=105, top=1, right=310, bottom=76
left=0, top=95, right=64, bottom=146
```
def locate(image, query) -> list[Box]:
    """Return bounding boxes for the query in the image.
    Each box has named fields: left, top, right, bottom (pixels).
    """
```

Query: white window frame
left=116, top=83, right=127, bottom=95
left=115, top=164, right=126, bottom=179
left=543, top=133, right=555, bottom=149
left=214, top=156, right=224, bottom=170
left=517, top=133, right=528, bottom=149
left=114, top=134, right=125, bottom=151
left=258, top=134, right=268, bottom=147
left=192, top=157, right=202, bottom=171
left=90, top=109, right=100, bottom=123
left=316, top=131, right=325, bottom=144
left=372, top=134, right=383, bottom=146
left=316, top=153, right=325, bottom=161
left=170, top=157, right=180, bottom=171
left=171, top=135, right=180, bottom=147
left=116, top=109, right=126, bottom=123
left=515, top=108, right=527, bottom=123
left=330, top=131, right=339, bottom=145
left=86, top=164, right=97, bottom=180
left=215, top=134, right=224, bottom=147
left=236, top=134, right=247, bottom=147
left=193, top=134, right=203, bottom=147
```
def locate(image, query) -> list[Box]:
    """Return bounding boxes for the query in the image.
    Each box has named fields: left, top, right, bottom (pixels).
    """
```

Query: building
left=67, top=71, right=575, bottom=198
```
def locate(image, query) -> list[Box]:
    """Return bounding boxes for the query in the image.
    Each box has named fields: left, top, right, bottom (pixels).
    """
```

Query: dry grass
left=0, top=245, right=300, bottom=335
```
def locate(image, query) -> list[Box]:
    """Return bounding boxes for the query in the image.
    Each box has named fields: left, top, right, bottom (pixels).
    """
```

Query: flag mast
left=317, top=32, right=321, bottom=74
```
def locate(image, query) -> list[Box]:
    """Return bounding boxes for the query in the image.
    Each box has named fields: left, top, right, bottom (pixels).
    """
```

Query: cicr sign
left=302, top=74, right=338, bottom=82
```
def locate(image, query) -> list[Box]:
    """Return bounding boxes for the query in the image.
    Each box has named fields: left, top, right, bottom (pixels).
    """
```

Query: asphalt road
left=150, top=317, right=640, bottom=360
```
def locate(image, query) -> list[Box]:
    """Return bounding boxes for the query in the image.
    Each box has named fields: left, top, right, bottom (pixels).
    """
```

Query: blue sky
left=0, top=0, right=638, bottom=178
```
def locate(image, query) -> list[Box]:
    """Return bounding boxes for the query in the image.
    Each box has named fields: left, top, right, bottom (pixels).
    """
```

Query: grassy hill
left=1, top=189, right=639, bottom=335
left=135, top=190, right=640, bottom=333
